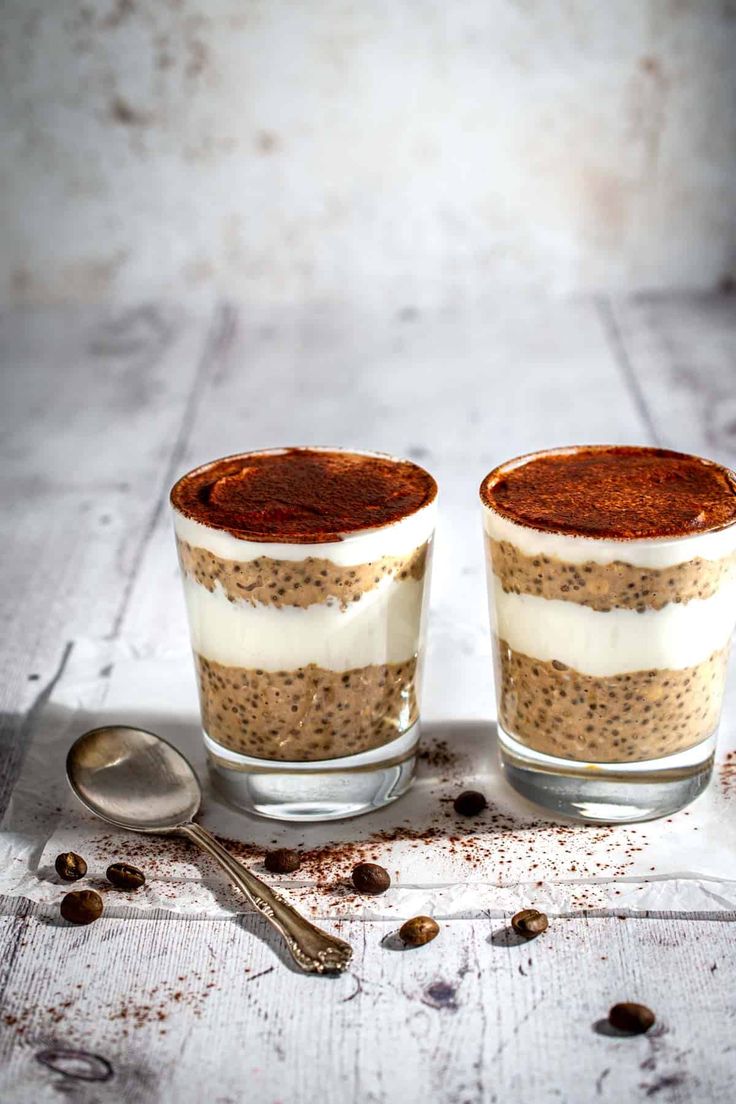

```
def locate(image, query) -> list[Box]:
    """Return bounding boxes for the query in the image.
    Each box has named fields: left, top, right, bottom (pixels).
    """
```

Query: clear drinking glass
left=480, top=445, right=736, bottom=823
left=171, top=447, right=436, bottom=821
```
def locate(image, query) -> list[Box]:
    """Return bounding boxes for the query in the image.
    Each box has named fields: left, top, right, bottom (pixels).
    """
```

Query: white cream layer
left=183, top=574, right=426, bottom=671
left=483, top=505, right=736, bottom=568
left=490, top=576, right=736, bottom=676
left=174, top=501, right=436, bottom=567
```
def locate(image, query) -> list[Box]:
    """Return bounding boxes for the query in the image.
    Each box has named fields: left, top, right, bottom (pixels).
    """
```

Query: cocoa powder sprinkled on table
left=76, top=733, right=658, bottom=906
left=3, top=970, right=219, bottom=1044
left=214, top=816, right=649, bottom=900
left=418, top=739, right=456, bottom=769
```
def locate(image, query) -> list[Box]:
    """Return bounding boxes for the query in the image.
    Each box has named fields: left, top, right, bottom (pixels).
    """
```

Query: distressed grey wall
left=1, top=0, right=735, bottom=305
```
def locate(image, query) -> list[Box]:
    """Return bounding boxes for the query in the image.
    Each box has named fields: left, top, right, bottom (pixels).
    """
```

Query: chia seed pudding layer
left=488, top=537, right=736, bottom=612
left=177, top=538, right=428, bottom=609
left=494, top=637, right=730, bottom=763
left=196, top=654, right=419, bottom=761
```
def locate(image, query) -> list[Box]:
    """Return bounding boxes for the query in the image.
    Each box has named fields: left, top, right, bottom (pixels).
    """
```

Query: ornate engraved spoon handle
left=178, top=822, right=353, bottom=975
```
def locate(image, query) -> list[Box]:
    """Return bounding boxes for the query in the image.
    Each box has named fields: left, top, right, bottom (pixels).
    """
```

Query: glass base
left=498, top=726, right=716, bottom=824
left=205, top=722, right=420, bottom=822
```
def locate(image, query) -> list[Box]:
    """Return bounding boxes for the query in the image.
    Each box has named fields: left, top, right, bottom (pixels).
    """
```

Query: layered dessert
left=481, top=446, right=736, bottom=763
left=171, top=448, right=436, bottom=762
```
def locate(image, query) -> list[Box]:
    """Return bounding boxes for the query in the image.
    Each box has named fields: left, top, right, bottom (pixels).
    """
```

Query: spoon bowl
left=67, top=725, right=201, bottom=831
left=65, top=725, right=353, bottom=974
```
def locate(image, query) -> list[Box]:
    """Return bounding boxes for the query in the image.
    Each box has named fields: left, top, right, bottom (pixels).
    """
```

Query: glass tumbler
left=171, top=447, right=436, bottom=821
left=480, top=445, right=736, bottom=823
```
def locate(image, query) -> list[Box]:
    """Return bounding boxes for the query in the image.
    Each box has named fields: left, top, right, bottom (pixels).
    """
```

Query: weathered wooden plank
left=0, top=912, right=733, bottom=1104
left=605, top=292, right=736, bottom=466
left=0, top=303, right=222, bottom=811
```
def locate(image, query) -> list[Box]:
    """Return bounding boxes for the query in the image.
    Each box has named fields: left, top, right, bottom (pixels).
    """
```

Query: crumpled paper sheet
left=2, top=639, right=736, bottom=920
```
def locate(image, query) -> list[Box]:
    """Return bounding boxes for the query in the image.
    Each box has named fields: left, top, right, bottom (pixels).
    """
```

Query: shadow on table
left=184, top=716, right=558, bottom=854
left=0, top=698, right=565, bottom=929
left=489, top=925, right=531, bottom=947
left=11, top=695, right=559, bottom=860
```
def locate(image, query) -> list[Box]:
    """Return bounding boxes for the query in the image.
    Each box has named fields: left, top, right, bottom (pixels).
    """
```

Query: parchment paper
left=2, top=639, right=736, bottom=920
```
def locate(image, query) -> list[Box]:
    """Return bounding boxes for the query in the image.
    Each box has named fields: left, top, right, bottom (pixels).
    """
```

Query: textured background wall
left=1, top=0, right=735, bottom=306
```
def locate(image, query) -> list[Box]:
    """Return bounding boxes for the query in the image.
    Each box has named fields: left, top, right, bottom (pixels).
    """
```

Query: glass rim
left=170, top=445, right=438, bottom=546
left=479, top=443, right=736, bottom=544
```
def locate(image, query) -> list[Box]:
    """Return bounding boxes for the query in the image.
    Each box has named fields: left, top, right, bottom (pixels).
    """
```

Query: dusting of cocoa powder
left=172, top=447, right=437, bottom=543
left=481, top=445, right=736, bottom=539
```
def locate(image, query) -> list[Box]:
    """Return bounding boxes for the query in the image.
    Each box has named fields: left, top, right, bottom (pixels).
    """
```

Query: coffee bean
left=54, top=852, right=87, bottom=882
left=264, top=848, right=301, bottom=874
left=106, top=862, right=145, bottom=891
left=608, top=1002, right=656, bottom=1034
left=399, top=916, right=440, bottom=947
left=511, top=908, right=549, bottom=939
left=453, top=790, right=487, bottom=817
left=351, top=862, right=391, bottom=895
left=60, top=890, right=103, bottom=925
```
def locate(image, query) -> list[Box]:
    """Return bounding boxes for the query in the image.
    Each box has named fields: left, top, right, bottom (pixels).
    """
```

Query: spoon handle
left=179, top=823, right=353, bottom=975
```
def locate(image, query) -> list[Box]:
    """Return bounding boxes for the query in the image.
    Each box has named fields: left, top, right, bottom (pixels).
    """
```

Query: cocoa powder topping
left=481, top=446, right=736, bottom=540
left=172, top=448, right=436, bottom=543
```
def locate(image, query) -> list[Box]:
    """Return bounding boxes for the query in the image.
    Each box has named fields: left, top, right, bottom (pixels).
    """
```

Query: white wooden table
left=1, top=294, right=735, bottom=1103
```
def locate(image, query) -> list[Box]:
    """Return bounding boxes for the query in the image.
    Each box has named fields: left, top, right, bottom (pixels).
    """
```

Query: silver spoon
left=66, top=725, right=353, bottom=975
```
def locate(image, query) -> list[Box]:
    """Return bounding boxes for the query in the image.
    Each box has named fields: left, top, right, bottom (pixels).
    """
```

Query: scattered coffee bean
left=608, top=1002, right=656, bottom=1034
left=453, top=790, right=487, bottom=817
left=106, top=862, right=145, bottom=891
left=60, top=890, right=103, bottom=925
left=399, top=916, right=440, bottom=947
left=351, top=862, right=391, bottom=895
left=54, top=852, right=87, bottom=882
left=511, top=908, right=549, bottom=939
left=264, top=848, right=302, bottom=875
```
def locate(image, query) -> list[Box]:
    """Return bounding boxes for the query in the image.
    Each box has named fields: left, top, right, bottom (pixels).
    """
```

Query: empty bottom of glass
left=498, top=726, right=716, bottom=824
left=205, top=722, right=420, bottom=821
